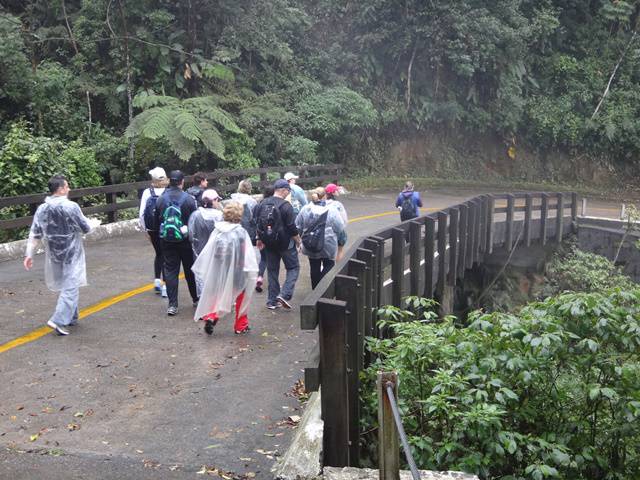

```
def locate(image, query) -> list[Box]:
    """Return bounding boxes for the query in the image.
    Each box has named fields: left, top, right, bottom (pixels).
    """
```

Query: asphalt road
left=0, top=188, right=623, bottom=480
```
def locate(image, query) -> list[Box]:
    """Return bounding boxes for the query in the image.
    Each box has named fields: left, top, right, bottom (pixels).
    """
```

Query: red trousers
left=202, top=291, right=248, bottom=332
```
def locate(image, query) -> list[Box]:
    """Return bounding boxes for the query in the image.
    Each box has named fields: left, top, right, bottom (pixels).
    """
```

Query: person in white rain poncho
left=192, top=201, right=258, bottom=335
left=23, top=175, right=99, bottom=336
left=296, top=187, right=345, bottom=289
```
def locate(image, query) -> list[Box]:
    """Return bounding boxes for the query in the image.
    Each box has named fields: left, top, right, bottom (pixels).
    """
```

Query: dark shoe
left=276, top=296, right=292, bottom=310
left=167, top=306, right=178, bottom=316
left=204, top=318, right=218, bottom=335
left=255, top=276, right=263, bottom=293
left=47, top=320, right=69, bottom=336
left=234, top=326, right=251, bottom=335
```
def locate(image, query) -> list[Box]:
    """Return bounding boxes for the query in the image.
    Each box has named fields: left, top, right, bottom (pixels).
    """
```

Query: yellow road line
left=348, top=207, right=440, bottom=223
left=2, top=206, right=413, bottom=354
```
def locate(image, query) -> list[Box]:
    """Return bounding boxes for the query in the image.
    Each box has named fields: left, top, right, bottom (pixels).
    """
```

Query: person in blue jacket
left=396, top=181, right=423, bottom=221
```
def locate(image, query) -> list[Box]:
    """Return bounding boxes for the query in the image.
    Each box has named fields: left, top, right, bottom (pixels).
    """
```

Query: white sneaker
left=154, top=278, right=162, bottom=295
left=47, top=320, right=69, bottom=336
left=161, top=285, right=167, bottom=298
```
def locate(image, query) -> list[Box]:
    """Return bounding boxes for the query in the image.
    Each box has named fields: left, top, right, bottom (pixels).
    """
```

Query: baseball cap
left=325, top=183, right=339, bottom=195
left=169, top=170, right=184, bottom=182
left=148, top=167, right=167, bottom=180
left=284, top=172, right=299, bottom=181
left=201, top=189, right=221, bottom=202
left=274, top=179, right=291, bottom=190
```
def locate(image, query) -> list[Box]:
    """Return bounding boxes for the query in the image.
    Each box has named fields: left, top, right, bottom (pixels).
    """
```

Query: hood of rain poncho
left=295, top=202, right=345, bottom=259
left=326, top=199, right=348, bottom=223
left=188, top=207, right=222, bottom=257
left=191, top=222, right=259, bottom=321
left=26, top=196, right=92, bottom=291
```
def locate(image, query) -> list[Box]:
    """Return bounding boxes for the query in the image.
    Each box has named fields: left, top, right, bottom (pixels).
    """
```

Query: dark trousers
left=309, top=258, right=335, bottom=289
left=258, top=249, right=267, bottom=277
left=162, top=240, right=198, bottom=307
left=148, top=232, right=164, bottom=279
left=265, top=244, right=299, bottom=305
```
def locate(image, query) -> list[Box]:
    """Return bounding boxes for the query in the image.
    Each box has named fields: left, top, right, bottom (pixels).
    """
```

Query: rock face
left=323, top=467, right=478, bottom=480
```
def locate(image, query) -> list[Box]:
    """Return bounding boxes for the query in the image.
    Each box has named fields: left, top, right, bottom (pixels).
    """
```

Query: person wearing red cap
left=325, top=183, right=348, bottom=260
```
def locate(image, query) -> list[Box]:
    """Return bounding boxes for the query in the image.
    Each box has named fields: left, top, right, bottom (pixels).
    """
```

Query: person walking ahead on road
left=284, top=172, right=307, bottom=215
left=139, top=166, right=169, bottom=297
left=325, top=183, right=348, bottom=261
left=231, top=179, right=258, bottom=243
left=253, top=179, right=301, bottom=310
left=254, top=185, right=274, bottom=293
left=23, top=175, right=99, bottom=336
left=396, top=181, right=423, bottom=221
left=186, top=171, right=208, bottom=207
left=192, top=201, right=258, bottom=335
left=296, top=187, right=345, bottom=289
left=155, top=170, right=198, bottom=316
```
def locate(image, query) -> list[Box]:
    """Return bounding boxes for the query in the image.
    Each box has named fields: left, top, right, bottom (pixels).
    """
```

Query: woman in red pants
left=191, top=201, right=259, bottom=335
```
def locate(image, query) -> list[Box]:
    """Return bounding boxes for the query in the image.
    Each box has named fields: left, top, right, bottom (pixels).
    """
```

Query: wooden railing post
left=505, top=194, right=515, bottom=251
left=556, top=193, right=564, bottom=243
left=356, top=248, right=374, bottom=342
left=571, top=192, right=578, bottom=233
left=378, top=371, right=400, bottom=480
left=409, top=221, right=421, bottom=296
left=479, top=196, right=487, bottom=255
left=391, top=228, right=405, bottom=307
left=468, top=200, right=478, bottom=267
left=524, top=194, right=533, bottom=247
left=436, top=212, right=447, bottom=303
left=106, top=192, right=117, bottom=223
left=318, top=299, right=350, bottom=467
left=448, top=208, right=459, bottom=286
left=458, top=203, right=468, bottom=279
left=424, top=217, right=436, bottom=299
left=540, top=193, right=549, bottom=246
left=486, top=195, right=495, bottom=254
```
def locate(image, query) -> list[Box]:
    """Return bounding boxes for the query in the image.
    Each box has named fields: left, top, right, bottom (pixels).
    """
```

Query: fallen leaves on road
left=29, top=433, right=39, bottom=442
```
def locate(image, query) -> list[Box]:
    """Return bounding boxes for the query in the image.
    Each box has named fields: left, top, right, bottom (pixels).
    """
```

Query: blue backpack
left=143, top=188, right=160, bottom=232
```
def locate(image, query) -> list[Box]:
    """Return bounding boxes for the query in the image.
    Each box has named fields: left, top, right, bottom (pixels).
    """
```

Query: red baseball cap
left=325, top=183, right=339, bottom=194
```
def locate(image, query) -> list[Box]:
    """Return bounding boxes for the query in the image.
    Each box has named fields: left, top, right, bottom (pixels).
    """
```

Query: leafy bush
left=362, top=292, right=640, bottom=479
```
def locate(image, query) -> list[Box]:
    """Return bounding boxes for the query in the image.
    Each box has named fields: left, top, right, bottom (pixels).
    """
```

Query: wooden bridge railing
left=299, top=191, right=578, bottom=468
left=0, top=164, right=342, bottom=233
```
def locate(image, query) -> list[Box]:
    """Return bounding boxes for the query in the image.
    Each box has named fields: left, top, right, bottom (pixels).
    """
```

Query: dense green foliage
left=363, top=291, right=640, bottom=479
left=1, top=1, right=639, bottom=185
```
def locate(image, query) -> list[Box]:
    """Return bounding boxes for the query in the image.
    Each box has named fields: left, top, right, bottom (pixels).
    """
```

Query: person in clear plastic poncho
left=188, top=189, right=223, bottom=296
left=23, top=175, right=99, bottom=336
left=192, top=201, right=258, bottom=335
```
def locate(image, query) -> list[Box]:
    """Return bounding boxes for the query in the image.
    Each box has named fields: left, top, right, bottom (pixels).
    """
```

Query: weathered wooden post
left=524, top=194, right=533, bottom=247
left=505, top=194, right=515, bottom=250
left=556, top=193, right=564, bottom=243
left=486, top=195, right=495, bottom=254
left=391, top=228, right=405, bottom=307
left=540, top=193, right=549, bottom=245
left=458, top=203, right=468, bottom=279
left=378, top=371, right=400, bottom=480
left=318, top=299, right=350, bottom=467
left=448, top=208, right=459, bottom=286
left=106, top=191, right=117, bottom=223
left=571, top=192, right=578, bottom=233
left=356, top=247, right=374, bottom=342
left=436, top=211, right=449, bottom=315
left=409, top=221, right=422, bottom=296
left=424, top=217, right=436, bottom=299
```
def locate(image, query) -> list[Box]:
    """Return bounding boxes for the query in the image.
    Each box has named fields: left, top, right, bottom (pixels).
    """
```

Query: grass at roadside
left=342, top=174, right=640, bottom=201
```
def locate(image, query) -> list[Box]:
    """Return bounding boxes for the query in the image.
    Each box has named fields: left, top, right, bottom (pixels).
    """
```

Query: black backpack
left=143, top=188, right=160, bottom=232
left=301, top=210, right=328, bottom=254
left=400, top=193, right=417, bottom=221
left=160, top=193, right=188, bottom=242
left=240, top=203, right=257, bottom=246
left=44, top=204, right=75, bottom=264
left=256, top=199, right=284, bottom=249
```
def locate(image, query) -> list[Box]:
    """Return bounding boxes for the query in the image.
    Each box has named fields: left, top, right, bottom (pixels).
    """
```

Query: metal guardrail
left=301, top=191, right=579, bottom=470
left=0, top=164, right=342, bottom=232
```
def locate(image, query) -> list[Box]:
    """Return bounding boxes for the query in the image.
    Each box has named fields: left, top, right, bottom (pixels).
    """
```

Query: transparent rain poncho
left=191, top=221, right=259, bottom=321
left=25, top=196, right=93, bottom=291
left=295, top=202, right=345, bottom=259
left=188, top=207, right=223, bottom=257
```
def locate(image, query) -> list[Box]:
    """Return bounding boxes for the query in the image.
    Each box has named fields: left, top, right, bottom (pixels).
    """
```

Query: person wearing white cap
left=284, top=172, right=307, bottom=215
left=139, top=166, right=169, bottom=297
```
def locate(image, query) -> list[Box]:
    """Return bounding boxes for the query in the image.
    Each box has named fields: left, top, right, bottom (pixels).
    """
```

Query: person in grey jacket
left=295, top=187, right=345, bottom=289
left=23, top=175, right=99, bottom=336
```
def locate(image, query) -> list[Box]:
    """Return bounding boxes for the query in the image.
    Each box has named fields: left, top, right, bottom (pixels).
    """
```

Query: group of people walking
left=23, top=168, right=424, bottom=338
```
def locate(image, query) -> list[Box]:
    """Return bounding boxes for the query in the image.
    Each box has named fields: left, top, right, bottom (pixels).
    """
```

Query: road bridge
left=0, top=189, right=623, bottom=479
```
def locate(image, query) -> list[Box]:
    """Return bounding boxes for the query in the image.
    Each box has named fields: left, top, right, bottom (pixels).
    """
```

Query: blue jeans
left=265, top=242, right=299, bottom=305
left=258, top=249, right=267, bottom=277
left=50, top=287, right=79, bottom=327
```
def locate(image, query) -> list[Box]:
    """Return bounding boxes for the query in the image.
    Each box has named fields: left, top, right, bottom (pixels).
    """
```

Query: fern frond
left=174, top=111, right=202, bottom=142
left=199, top=121, right=226, bottom=159
left=139, top=107, right=177, bottom=140
left=196, top=104, right=242, bottom=134
left=133, top=92, right=180, bottom=109
left=165, top=128, right=197, bottom=162
left=125, top=108, right=156, bottom=138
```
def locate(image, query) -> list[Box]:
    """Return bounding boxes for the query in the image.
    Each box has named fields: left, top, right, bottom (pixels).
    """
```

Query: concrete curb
left=0, top=219, right=142, bottom=263
left=272, top=390, right=323, bottom=480
left=323, top=468, right=478, bottom=479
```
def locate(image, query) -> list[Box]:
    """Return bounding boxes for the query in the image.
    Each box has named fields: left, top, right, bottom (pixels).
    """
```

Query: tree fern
left=126, top=93, right=242, bottom=161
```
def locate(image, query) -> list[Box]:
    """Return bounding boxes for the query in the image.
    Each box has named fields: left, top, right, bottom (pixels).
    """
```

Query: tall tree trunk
left=405, top=41, right=418, bottom=111
left=61, top=0, right=92, bottom=134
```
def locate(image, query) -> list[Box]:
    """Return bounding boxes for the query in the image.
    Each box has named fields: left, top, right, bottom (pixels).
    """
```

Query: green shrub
left=362, top=292, right=640, bottom=479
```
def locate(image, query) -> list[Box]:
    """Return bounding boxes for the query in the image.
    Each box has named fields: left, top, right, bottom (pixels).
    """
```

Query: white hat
left=148, top=167, right=167, bottom=180
left=284, top=172, right=299, bottom=181
left=202, top=189, right=221, bottom=201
